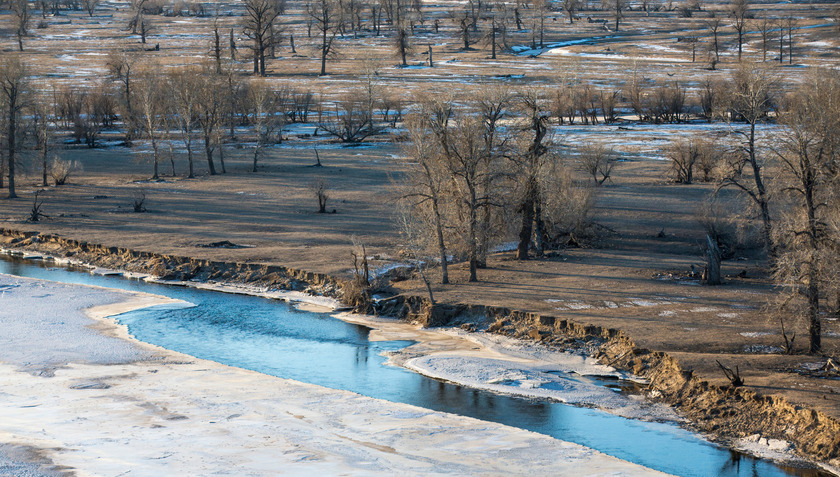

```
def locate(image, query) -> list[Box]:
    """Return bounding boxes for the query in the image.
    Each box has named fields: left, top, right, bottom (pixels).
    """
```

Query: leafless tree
left=247, top=79, right=283, bottom=171
left=563, top=0, right=580, bottom=23
left=11, top=0, right=31, bottom=51
left=310, top=0, right=340, bottom=75
left=579, top=142, right=616, bottom=186
left=705, top=15, right=722, bottom=67
left=512, top=89, right=552, bottom=259
left=719, top=65, right=777, bottom=255
left=169, top=68, right=200, bottom=177
left=772, top=69, right=840, bottom=354
left=421, top=96, right=503, bottom=282
left=451, top=9, right=473, bottom=50
left=242, top=0, right=283, bottom=76
left=134, top=64, right=165, bottom=179
left=82, top=0, right=99, bottom=16
left=400, top=107, right=451, bottom=284
left=319, top=90, right=379, bottom=142
left=729, top=0, right=749, bottom=61
left=33, top=90, right=55, bottom=186
left=195, top=63, right=224, bottom=175
left=603, top=0, right=626, bottom=31
left=530, top=0, right=548, bottom=48
left=757, top=16, right=772, bottom=62
left=309, top=178, right=330, bottom=212
left=668, top=138, right=699, bottom=184
left=0, top=55, right=27, bottom=198
left=106, top=47, right=138, bottom=142
left=784, top=15, right=795, bottom=65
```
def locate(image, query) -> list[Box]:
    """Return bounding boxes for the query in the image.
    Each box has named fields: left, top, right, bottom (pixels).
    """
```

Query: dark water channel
left=0, top=255, right=828, bottom=477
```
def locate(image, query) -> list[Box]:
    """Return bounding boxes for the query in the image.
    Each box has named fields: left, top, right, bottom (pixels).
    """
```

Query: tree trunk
left=204, top=135, right=217, bottom=175
left=320, top=27, right=328, bottom=75
left=185, top=130, right=194, bottom=178
left=706, top=235, right=721, bottom=285
left=808, top=274, right=820, bottom=353
left=517, top=178, right=537, bottom=260
left=8, top=95, right=17, bottom=198
left=468, top=187, right=478, bottom=282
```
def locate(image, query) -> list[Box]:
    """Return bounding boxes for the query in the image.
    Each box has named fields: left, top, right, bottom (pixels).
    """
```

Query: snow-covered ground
left=0, top=274, right=666, bottom=476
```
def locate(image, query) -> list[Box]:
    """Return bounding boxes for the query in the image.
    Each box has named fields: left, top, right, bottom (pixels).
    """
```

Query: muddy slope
left=2, top=228, right=838, bottom=468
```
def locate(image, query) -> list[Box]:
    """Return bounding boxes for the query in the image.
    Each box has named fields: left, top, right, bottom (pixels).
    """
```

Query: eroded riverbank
left=1, top=228, right=838, bottom=474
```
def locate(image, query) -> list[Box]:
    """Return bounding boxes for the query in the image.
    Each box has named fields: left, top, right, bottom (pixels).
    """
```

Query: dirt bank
left=2, top=227, right=838, bottom=471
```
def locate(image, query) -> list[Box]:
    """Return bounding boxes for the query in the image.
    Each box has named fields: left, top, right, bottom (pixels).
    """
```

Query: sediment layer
left=2, top=227, right=838, bottom=468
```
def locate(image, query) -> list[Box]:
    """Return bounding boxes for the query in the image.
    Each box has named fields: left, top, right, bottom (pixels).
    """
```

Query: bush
left=50, top=157, right=81, bottom=185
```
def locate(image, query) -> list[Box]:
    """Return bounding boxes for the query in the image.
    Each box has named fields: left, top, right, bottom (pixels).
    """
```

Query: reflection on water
left=0, top=255, right=827, bottom=477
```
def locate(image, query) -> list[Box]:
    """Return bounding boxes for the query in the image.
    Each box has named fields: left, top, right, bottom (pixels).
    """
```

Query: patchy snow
left=690, top=307, right=719, bottom=313
left=739, top=332, right=773, bottom=338
left=743, top=345, right=784, bottom=354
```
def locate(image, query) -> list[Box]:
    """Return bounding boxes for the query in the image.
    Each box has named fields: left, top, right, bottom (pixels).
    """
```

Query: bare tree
left=242, top=0, right=283, bottom=76
left=82, top=0, right=99, bottom=16
left=513, top=89, right=552, bottom=260
left=33, top=90, right=55, bottom=187
left=310, top=0, right=340, bottom=76
left=169, top=68, right=200, bottom=178
left=757, top=16, right=771, bottom=62
left=309, top=178, right=329, bottom=212
left=579, top=142, right=616, bottom=186
left=729, top=0, right=749, bottom=61
left=705, top=15, right=722, bottom=67
left=0, top=55, right=27, bottom=198
left=784, top=15, right=796, bottom=65
left=604, top=0, right=626, bottom=31
left=667, top=138, right=699, bottom=184
left=247, top=79, right=283, bottom=171
left=400, top=107, right=451, bottom=284
left=773, top=69, right=840, bottom=354
left=451, top=9, right=473, bottom=50
left=563, top=0, right=580, bottom=23
left=719, top=65, right=777, bottom=255
left=195, top=63, right=224, bottom=175
left=134, top=65, right=164, bottom=179
left=431, top=100, right=502, bottom=281
left=319, top=89, right=379, bottom=142
left=11, top=0, right=31, bottom=51
left=106, top=47, right=138, bottom=142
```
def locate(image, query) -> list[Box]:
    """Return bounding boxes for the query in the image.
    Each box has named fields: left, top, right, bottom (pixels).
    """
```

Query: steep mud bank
left=2, top=227, right=838, bottom=470
left=0, top=228, right=344, bottom=298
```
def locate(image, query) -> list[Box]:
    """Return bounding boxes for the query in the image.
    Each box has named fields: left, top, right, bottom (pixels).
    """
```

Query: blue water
left=0, top=256, right=825, bottom=477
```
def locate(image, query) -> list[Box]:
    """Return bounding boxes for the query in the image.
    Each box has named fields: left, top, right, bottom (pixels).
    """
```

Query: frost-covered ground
left=0, top=274, right=666, bottom=476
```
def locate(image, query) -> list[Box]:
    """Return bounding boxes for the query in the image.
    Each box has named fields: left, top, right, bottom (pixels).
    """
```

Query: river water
left=0, top=255, right=827, bottom=477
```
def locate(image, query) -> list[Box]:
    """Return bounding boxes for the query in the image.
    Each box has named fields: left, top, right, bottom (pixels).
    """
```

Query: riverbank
left=0, top=273, right=670, bottom=476
left=2, top=229, right=839, bottom=473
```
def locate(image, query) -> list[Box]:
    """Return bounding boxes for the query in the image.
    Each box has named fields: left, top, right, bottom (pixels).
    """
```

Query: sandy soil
left=0, top=273, right=668, bottom=476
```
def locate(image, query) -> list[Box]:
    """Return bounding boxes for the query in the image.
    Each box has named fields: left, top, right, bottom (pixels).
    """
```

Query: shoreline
left=1, top=230, right=839, bottom=473
left=0, top=273, right=669, bottom=476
